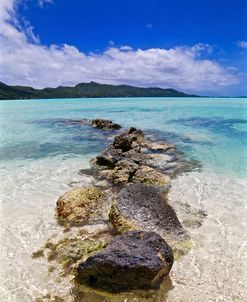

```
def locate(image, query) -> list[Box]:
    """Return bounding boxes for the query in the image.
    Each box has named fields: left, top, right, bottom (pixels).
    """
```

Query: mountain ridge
left=0, top=81, right=197, bottom=100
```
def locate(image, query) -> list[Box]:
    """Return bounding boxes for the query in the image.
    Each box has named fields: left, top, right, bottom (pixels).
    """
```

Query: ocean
left=0, top=97, right=246, bottom=301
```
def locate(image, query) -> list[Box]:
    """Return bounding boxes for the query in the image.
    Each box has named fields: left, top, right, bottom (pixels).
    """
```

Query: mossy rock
left=56, top=187, right=109, bottom=226
left=132, top=166, right=171, bottom=188
left=104, top=160, right=139, bottom=185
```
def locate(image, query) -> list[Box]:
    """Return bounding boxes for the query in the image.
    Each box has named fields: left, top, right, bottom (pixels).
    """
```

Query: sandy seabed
left=0, top=156, right=246, bottom=302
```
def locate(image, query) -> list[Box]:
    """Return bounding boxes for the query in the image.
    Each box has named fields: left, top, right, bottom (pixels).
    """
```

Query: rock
left=147, top=142, right=175, bottom=152
left=112, top=128, right=144, bottom=152
left=76, top=230, right=173, bottom=292
left=93, top=147, right=123, bottom=168
left=109, top=203, right=138, bottom=233
left=56, top=187, right=110, bottom=226
left=132, top=165, right=171, bottom=187
left=110, top=184, right=183, bottom=234
left=91, top=119, right=121, bottom=130
left=124, top=149, right=150, bottom=165
left=45, top=237, right=106, bottom=272
left=102, top=160, right=139, bottom=184
left=109, top=184, right=190, bottom=258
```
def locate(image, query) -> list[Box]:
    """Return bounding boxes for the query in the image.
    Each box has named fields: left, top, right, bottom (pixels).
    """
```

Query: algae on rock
left=109, top=203, right=138, bottom=234
left=56, top=187, right=110, bottom=226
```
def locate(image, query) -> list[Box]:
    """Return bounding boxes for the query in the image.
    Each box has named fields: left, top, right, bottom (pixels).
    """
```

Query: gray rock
left=111, top=183, right=184, bottom=236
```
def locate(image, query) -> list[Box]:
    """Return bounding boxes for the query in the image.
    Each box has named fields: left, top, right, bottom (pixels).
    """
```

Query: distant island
left=0, top=81, right=196, bottom=100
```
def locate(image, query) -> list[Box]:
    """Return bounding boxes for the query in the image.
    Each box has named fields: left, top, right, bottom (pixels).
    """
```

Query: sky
left=0, top=0, right=246, bottom=96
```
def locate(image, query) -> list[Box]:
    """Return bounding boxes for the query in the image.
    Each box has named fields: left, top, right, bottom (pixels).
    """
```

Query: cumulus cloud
left=0, top=0, right=240, bottom=94
left=237, top=41, right=247, bottom=49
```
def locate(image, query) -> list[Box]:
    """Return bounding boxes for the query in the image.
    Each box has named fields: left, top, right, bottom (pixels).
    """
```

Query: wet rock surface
left=76, top=231, right=174, bottom=292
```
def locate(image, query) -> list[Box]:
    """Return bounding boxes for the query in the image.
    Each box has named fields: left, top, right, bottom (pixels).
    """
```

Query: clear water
left=0, top=98, right=246, bottom=301
left=0, top=97, right=246, bottom=176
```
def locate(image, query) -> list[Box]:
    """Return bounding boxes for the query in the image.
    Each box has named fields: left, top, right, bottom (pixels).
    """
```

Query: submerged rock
left=91, top=119, right=121, bottom=130
left=76, top=230, right=173, bottom=292
left=146, top=141, right=175, bottom=152
left=46, top=237, right=106, bottom=271
left=56, top=187, right=110, bottom=226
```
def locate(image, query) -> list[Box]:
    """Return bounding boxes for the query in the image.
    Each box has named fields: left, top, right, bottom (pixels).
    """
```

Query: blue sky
left=0, top=0, right=246, bottom=95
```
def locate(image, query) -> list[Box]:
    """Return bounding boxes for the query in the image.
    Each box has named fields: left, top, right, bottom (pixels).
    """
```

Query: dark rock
left=112, top=128, right=144, bottom=152
left=76, top=230, right=173, bottom=292
left=94, top=147, right=123, bottom=168
left=127, top=127, right=144, bottom=136
left=91, top=119, right=121, bottom=130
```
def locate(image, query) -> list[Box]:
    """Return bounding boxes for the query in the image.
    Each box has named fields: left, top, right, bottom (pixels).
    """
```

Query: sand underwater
left=0, top=97, right=246, bottom=301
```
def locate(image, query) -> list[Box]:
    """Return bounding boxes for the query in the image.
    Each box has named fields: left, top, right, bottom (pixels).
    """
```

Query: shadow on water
left=71, top=277, right=173, bottom=302
left=169, top=117, right=247, bottom=138
left=144, top=128, right=214, bottom=149
left=0, top=119, right=117, bottom=161
left=0, top=117, right=222, bottom=162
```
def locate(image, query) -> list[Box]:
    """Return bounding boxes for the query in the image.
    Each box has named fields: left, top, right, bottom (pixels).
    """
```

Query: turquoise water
left=0, top=97, right=246, bottom=177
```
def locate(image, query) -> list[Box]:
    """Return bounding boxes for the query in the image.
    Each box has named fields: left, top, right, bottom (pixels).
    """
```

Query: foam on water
left=0, top=97, right=247, bottom=301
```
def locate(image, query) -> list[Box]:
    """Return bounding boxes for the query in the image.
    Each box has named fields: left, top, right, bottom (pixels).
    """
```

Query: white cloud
left=237, top=41, right=247, bottom=49
left=38, top=0, right=53, bottom=8
left=0, top=0, right=240, bottom=94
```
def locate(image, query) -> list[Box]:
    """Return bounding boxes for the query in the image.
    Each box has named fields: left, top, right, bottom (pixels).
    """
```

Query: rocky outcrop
left=76, top=231, right=173, bottom=292
left=56, top=187, right=110, bottom=226
left=91, top=119, right=121, bottom=130
left=33, top=119, right=202, bottom=297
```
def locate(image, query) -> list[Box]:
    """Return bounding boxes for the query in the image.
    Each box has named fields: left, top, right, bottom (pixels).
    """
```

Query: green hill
left=0, top=81, right=196, bottom=100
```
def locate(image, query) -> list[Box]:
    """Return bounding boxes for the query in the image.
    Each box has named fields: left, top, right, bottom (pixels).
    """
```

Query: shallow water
left=0, top=97, right=246, bottom=301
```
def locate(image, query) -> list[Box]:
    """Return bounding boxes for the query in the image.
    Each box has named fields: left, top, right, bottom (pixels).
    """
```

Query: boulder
left=91, top=119, right=121, bottom=130
left=76, top=230, right=173, bottom=292
left=56, top=187, right=110, bottom=226
left=109, top=183, right=185, bottom=237
left=132, top=165, right=171, bottom=187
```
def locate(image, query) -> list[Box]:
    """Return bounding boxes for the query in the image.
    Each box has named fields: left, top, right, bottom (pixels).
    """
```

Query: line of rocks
left=34, top=119, right=201, bottom=297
